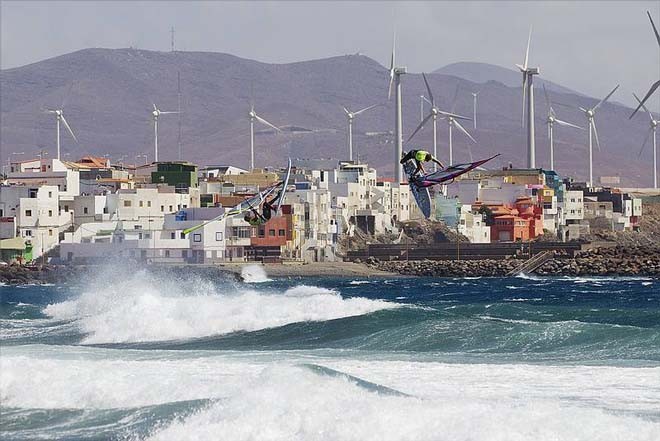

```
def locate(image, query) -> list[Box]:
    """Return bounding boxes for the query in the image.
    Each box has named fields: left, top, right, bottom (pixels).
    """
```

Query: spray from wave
left=43, top=268, right=397, bottom=344
left=240, top=264, right=272, bottom=283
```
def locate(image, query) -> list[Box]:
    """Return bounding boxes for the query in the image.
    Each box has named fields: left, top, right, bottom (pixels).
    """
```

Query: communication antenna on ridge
left=170, top=26, right=175, bottom=52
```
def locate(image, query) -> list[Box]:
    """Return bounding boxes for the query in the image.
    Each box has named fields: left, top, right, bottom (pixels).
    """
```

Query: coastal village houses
left=0, top=154, right=646, bottom=265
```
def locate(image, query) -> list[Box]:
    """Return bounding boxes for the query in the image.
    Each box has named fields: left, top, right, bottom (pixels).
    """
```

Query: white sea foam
left=43, top=272, right=396, bottom=344
left=349, top=280, right=372, bottom=285
left=240, top=264, right=272, bottom=283
left=3, top=347, right=659, bottom=441
left=146, top=362, right=660, bottom=441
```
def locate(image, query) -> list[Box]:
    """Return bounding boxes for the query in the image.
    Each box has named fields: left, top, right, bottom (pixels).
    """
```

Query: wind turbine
left=151, top=104, right=179, bottom=162
left=388, top=32, right=407, bottom=182
left=633, top=93, right=658, bottom=188
left=343, top=104, right=378, bottom=161
left=407, top=75, right=474, bottom=170
left=579, top=84, right=619, bottom=186
left=515, top=26, right=540, bottom=168
left=45, top=109, right=77, bottom=160
left=248, top=105, right=281, bottom=170
left=471, top=91, right=479, bottom=130
left=542, top=85, right=582, bottom=171
left=630, top=11, right=660, bottom=119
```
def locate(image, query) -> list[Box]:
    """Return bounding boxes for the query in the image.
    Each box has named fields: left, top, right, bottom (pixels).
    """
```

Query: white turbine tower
left=516, top=26, right=539, bottom=168
left=631, top=11, right=660, bottom=118
left=579, top=84, right=619, bottom=186
left=407, top=74, right=474, bottom=170
left=151, top=104, right=179, bottom=163
left=248, top=105, right=281, bottom=170
left=542, top=85, right=582, bottom=171
left=343, top=104, right=378, bottom=161
left=471, top=91, right=479, bottom=130
left=388, top=32, right=407, bottom=183
left=633, top=93, right=658, bottom=188
left=45, top=109, right=77, bottom=160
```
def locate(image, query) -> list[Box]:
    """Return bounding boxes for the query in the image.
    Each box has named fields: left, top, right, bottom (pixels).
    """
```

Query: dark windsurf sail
left=412, top=154, right=500, bottom=188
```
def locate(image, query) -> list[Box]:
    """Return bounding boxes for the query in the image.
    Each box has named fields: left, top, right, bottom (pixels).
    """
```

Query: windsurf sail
left=412, top=154, right=500, bottom=188
left=182, top=159, right=292, bottom=235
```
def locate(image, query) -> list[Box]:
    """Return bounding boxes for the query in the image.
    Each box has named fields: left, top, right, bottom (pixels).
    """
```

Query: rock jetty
left=368, top=246, right=660, bottom=277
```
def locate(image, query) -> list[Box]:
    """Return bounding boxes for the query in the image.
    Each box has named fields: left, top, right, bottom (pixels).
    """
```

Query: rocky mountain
left=0, top=48, right=654, bottom=186
left=433, top=61, right=580, bottom=96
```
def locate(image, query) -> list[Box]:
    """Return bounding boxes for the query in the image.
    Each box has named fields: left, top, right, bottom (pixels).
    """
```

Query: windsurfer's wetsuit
left=243, top=191, right=281, bottom=226
left=401, top=150, right=445, bottom=177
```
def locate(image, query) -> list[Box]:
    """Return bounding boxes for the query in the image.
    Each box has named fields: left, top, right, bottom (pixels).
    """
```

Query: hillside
left=0, top=48, right=654, bottom=186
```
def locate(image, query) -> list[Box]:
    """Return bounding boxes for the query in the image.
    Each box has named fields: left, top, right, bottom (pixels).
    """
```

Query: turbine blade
left=523, top=25, right=532, bottom=70
left=542, top=84, right=551, bottom=113
left=632, top=92, right=654, bottom=121
left=454, top=120, right=477, bottom=144
left=388, top=33, right=396, bottom=100
left=450, top=84, right=460, bottom=113
left=60, top=115, right=78, bottom=143
left=354, top=103, right=379, bottom=115
left=436, top=109, right=470, bottom=120
left=406, top=112, right=433, bottom=143
left=554, top=118, right=583, bottom=130
left=159, top=111, right=179, bottom=114
left=638, top=128, right=652, bottom=157
left=592, top=84, right=619, bottom=112
left=153, top=103, right=158, bottom=111
left=578, top=106, right=588, bottom=113
left=422, top=73, right=434, bottom=106
left=648, top=10, right=660, bottom=48
left=592, top=120, right=601, bottom=151
left=254, top=114, right=281, bottom=132
left=630, top=80, right=660, bottom=119
left=422, top=96, right=433, bottom=106
left=343, top=106, right=350, bottom=115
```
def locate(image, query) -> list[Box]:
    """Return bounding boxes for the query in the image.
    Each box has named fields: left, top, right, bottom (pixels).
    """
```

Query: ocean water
left=1, top=268, right=659, bottom=440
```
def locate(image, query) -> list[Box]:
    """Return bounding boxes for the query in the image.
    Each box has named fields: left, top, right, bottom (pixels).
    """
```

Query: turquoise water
left=1, top=269, right=659, bottom=440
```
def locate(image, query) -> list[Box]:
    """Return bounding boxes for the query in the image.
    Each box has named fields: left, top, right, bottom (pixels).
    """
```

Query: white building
left=0, top=185, right=73, bottom=258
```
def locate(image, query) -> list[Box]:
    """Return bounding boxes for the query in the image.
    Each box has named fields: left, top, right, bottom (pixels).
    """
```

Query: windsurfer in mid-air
left=243, top=189, right=282, bottom=226
left=400, top=149, right=445, bottom=179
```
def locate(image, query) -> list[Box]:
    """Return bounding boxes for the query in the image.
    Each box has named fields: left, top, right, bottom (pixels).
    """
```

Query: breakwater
left=370, top=246, right=660, bottom=277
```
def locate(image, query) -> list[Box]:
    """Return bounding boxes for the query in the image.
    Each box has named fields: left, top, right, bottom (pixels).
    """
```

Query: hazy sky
left=1, top=1, right=658, bottom=107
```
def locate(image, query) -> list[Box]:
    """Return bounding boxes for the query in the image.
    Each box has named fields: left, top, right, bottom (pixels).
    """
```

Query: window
left=64, top=205, right=69, bottom=212
left=48, top=210, right=53, bottom=217
left=258, top=228, right=265, bottom=237
left=48, top=191, right=53, bottom=198
left=147, top=201, right=152, bottom=207
left=171, top=232, right=176, bottom=239
left=25, top=210, right=32, bottom=217
left=193, top=233, right=202, bottom=242
left=49, top=229, right=53, bottom=236
left=124, top=200, right=131, bottom=207
left=161, top=206, right=165, bottom=212
left=269, top=229, right=276, bottom=236
left=169, top=205, right=173, bottom=212
left=278, top=229, right=286, bottom=236
left=83, top=207, right=88, bottom=214
left=139, top=201, right=143, bottom=207
left=215, top=232, right=223, bottom=241
left=138, top=232, right=143, bottom=240
left=25, top=230, right=32, bottom=237
left=165, top=250, right=170, bottom=257
left=180, top=232, right=185, bottom=239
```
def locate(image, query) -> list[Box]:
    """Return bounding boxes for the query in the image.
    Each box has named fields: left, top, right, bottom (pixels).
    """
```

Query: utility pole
left=177, top=71, right=182, bottom=160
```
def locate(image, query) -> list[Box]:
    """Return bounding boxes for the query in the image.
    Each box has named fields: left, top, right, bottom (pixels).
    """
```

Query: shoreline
left=1, top=247, right=659, bottom=285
